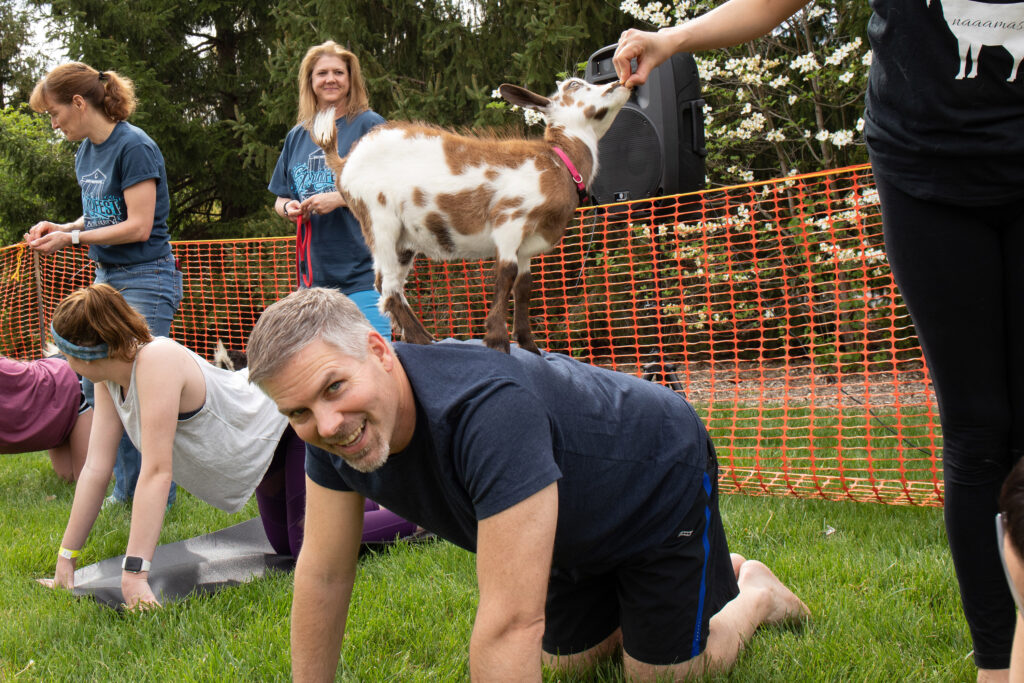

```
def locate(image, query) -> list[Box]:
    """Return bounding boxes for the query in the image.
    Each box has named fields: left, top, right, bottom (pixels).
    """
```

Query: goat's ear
left=498, top=84, right=550, bottom=112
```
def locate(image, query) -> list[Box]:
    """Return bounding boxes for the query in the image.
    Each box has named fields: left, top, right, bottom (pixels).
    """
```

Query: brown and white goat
left=311, top=77, right=631, bottom=353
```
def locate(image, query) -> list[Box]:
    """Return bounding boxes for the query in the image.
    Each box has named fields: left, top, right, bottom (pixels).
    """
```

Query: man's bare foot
left=737, top=559, right=810, bottom=625
left=730, top=553, right=746, bottom=579
left=977, top=667, right=1009, bottom=683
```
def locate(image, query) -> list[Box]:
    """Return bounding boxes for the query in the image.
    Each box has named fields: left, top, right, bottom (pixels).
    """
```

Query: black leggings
left=877, top=175, right=1024, bottom=670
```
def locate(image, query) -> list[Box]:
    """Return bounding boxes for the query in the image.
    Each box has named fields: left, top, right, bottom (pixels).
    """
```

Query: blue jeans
left=348, top=289, right=392, bottom=340
left=89, top=254, right=183, bottom=504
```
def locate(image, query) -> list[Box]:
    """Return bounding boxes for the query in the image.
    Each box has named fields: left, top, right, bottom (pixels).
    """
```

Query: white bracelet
left=70, top=229, right=81, bottom=245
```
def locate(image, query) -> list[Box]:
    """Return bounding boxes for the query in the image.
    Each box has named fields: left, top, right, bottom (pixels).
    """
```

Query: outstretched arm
left=292, top=478, right=365, bottom=682
left=119, top=346, right=185, bottom=609
left=614, top=0, right=811, bottom=87
left=471, top=483, right=558, bottom=681
left=46, top=386, right=122, bottom=590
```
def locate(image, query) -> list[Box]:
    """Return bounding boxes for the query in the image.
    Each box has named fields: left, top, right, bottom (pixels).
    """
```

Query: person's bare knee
left=623, top=648, right=710, bottom=682
left=47, top=446, right=75, bottom=482
left=543, top=628, right=621, bottom=676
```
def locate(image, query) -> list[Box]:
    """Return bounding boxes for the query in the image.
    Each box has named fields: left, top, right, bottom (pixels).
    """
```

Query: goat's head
left=498, top=77, right=632, bottom=141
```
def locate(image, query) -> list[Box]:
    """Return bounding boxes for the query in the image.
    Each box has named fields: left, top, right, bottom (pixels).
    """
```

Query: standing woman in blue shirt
left=268, top=41, right=390, bottom=337
left=26, top=62, right=181, bottom=506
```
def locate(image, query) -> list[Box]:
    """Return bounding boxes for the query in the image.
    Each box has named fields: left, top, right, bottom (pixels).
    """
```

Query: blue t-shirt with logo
left=305, top=340, right=710, bottom=570
left=268, top=110, right=384, bottom=293
left=75, top=121, right=172, bottom=265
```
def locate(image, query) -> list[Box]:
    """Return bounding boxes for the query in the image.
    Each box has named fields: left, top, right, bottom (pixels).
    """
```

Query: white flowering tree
left=620, top=0, right=872, bottom=185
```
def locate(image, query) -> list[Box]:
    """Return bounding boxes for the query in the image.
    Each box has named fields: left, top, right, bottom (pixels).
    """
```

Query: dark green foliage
left=0, top=106, right=78, bottom=245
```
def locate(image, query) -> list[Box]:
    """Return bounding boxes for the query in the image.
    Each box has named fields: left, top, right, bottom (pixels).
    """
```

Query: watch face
left=123, top=556, right=144, bottom=572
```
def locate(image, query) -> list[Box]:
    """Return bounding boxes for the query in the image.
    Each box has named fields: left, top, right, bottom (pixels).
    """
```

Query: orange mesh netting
left=0, top=163, right=941, bottom=506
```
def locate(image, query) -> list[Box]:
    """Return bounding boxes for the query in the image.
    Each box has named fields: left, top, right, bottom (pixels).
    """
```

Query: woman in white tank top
left=41, top=283, right=417, bottom=609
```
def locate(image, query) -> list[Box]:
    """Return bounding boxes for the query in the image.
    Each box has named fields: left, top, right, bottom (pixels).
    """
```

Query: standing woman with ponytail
left=26, top=62, right=181, bottom=506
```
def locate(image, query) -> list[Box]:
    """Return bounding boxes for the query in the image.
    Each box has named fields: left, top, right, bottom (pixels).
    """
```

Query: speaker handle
left=690, top=98, right=707, bottom=157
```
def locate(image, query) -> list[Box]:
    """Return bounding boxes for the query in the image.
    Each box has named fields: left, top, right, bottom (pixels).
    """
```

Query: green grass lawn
left=0, top=450, right=974, bottom=681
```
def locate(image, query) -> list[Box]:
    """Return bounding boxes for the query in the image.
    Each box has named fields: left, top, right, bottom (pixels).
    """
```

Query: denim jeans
left=87, top=253, right=183, bottom=504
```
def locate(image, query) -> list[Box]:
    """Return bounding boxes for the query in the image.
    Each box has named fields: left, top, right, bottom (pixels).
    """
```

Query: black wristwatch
left=122, top=556, right=152, bottom=573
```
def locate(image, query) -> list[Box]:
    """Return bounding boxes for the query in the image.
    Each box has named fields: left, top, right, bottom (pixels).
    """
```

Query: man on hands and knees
left=247, top=287, right=810, bottom=681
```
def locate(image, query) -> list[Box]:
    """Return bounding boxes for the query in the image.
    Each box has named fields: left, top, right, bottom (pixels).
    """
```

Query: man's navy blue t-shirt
left=305, top=340, right=711, bottom=570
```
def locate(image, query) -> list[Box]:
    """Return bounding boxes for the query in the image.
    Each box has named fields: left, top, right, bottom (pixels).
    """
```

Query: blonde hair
left=51, top=284, right=152, bottom=362
left=296, top=41, right=370, bottom=126
left=29, top=62, right=137, bottom=121
left=247, top=287, right=379, bottom=387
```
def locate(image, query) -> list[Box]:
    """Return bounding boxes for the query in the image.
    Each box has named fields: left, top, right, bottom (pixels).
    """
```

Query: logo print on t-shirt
left=79, top=168, right=124, bottom=228
left=289, top=150, right=336, bottom=201
left=928, top=0, right=1024, bottom=80
left=80, top=169, right=107, bottom=198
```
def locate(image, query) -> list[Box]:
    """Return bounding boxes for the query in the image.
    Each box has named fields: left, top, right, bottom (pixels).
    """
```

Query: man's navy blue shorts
left=541, top=441, right=739, bottom=665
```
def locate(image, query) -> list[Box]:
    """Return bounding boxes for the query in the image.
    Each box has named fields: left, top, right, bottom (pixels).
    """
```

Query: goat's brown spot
left=441, top=133, right=550, bottom=176
left=377, top=192, right=387, bottom=207
left=583, top=105, right=596, bottom=119
left=398, top=249, right=416, bottom=267
left=397, top=123, right=445, bottom=140
left=425, top=212, right=456, bottom=253
left=436, top=186, right=495, bottom=236
left=485, top=169, right=499, bottom=182
left=592, top=107, right=609, bottom=121
left=412, top=187, right=427, bottom=207
left=346, top=196, right=374, bottom=251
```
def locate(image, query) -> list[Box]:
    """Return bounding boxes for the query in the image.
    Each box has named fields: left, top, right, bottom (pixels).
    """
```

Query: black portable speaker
left=584, top=43, right=706, bottom=205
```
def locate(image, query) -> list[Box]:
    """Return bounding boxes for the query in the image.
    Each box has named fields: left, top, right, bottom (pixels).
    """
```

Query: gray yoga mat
left=70, top=517, right=294, bottom=609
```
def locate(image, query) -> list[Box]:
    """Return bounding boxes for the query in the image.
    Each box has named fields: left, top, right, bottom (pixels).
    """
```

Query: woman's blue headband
left=50, top=324, right=109, bottom=361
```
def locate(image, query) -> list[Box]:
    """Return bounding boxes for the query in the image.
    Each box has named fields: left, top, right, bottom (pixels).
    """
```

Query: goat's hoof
left=400, top=328, right=435, bottom=345
left=517, top=338, right=541, bottom=355
left=484, top=338, right=511, bottom=354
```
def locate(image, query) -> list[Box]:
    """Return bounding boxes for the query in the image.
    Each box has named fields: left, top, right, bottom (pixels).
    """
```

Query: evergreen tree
left=0, top=2, right=46, bottom=108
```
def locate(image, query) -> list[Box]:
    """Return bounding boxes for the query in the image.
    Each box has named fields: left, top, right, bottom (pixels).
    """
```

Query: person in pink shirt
left=0, top=354, right=93, bottom=481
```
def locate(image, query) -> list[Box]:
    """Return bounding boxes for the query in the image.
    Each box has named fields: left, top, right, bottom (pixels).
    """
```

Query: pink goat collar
left=552, top=146, right=585, bottom=192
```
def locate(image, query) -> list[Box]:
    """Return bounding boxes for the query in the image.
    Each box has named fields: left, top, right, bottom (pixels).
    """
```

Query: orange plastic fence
left=0, top=163, right=942, bottom=506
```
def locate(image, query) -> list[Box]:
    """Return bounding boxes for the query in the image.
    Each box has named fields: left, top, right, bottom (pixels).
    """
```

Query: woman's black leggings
left=876, top=174, right=1024, bottom=670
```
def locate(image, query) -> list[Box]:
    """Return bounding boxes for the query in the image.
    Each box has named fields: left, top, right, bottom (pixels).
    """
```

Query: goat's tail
left=309, top=108, right=347, bottom=184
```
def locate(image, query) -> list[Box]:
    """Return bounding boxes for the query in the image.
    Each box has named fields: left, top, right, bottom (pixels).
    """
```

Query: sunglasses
left=996, top=512, right=1024, bottom=612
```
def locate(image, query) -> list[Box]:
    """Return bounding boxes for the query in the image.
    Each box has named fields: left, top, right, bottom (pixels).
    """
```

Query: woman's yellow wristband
left=58, top=547, right=81, bottom=560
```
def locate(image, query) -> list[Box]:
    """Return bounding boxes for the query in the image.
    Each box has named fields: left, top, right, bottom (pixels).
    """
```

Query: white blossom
left=838, top=71, right=854, bottom=84
left=830, top=129, right=854, bottom=147
left=815, top=129, right=830, bottom=142
left=825, top=37, right=863, bottom=66
left=769, top=75, right=791, bottom=88
left=856, top=117, right=865, bottom=132
left=766, top=129, right=786, bottom=142
left=790, top=53, right=819, bottom=73
left=805, top=5, right=827, bottom=20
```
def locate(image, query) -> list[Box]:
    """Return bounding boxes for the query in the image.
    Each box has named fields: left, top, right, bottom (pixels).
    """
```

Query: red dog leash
left=295, top=215, right=313, bottom=288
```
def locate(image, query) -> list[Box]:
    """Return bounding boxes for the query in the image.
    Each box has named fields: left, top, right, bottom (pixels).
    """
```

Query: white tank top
left=105, top=339, right=289, bottom=512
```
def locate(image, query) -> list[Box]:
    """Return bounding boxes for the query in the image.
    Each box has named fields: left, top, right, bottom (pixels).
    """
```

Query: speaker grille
left=591, top=107, right=664, bottom=204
